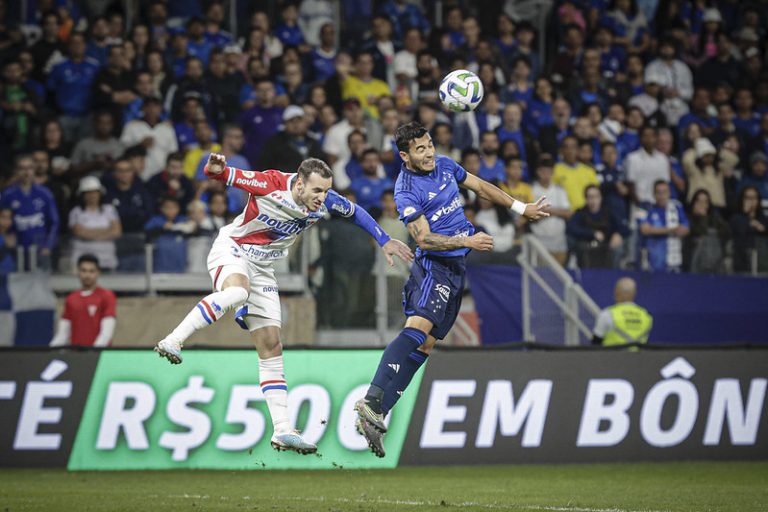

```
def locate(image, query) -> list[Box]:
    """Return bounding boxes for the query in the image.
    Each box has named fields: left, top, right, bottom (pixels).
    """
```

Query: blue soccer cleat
left=234, top=305, right=249, bottom=330
left=270, top=430, right=317, bottom=455
left=154, top=338, right=183, bottom=365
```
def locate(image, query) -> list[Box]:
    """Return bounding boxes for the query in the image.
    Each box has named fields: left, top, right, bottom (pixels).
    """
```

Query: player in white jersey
left=155, top=154, right=412, bottom=454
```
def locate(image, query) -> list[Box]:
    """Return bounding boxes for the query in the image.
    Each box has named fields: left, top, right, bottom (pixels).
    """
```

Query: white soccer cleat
left=154, top=338, right=183, bottom=365
left=270, top=430, right=317, bottom=455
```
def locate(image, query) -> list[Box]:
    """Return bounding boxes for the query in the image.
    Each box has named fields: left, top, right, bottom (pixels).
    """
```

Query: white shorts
left=207, top=239, right=281, bottom=331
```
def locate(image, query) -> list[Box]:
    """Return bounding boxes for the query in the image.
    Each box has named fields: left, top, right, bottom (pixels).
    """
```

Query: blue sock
left=365, top=327, right=427, bottom=413
left=382, top=349, right=428, bottom=415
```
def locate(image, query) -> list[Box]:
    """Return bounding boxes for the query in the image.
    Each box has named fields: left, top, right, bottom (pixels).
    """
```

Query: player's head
left=395, top=122, right=435, bottom=173
left=614, top=277, right=637, bottom=304
left=296, top=158, right=333, bottom=211
left=77, top=254, right=100, bottom=289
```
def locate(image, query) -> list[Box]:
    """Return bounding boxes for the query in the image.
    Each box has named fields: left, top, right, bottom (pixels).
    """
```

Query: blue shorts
left=403, top=254, right=466, bottom=340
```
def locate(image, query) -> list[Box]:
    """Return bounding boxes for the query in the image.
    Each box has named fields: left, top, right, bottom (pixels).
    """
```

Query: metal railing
left=518, top=235, right=601, bottom=346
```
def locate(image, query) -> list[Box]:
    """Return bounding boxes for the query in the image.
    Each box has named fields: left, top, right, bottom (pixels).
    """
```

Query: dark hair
left=77, top=254, right=100, bottom=269
left=361, top=148, right=379, bottom=159
left=160, top=195, right=180, bottom=206
left=584, top=184, right=601, bottom=198
left=461, top=148, right=480, bottom=160
left=166, top=151, right=184, bottom=165
left=688, top=188, right=713, bottom=215
left=737, top=185, right=762, bottom=213
left=347, top=129, right=366, bottom=144
left=504, top=156, right=523, bottom=167
left=653, top=179, right=669, bottom=192
left=395, top=122, right=429, bottom=152
left=297, top=157, right=333, bottom=180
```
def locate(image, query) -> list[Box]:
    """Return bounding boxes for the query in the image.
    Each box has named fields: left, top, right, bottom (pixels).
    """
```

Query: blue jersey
left=350, top=175, right=394, bottom=212
left=0, top=184, right=59, bottom=250
left=640, top=201, right=689, bottom=272
left=394, top=155, right=474, bottom=258
left=46, top=58, right=101, bottom=116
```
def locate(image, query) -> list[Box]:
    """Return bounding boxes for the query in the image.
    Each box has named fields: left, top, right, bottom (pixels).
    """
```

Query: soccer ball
left=438, top=69, right=484, bottom=112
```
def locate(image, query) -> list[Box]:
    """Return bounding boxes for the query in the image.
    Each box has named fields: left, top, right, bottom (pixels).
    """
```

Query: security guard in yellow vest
left=592, top=277, right=653, bottom=347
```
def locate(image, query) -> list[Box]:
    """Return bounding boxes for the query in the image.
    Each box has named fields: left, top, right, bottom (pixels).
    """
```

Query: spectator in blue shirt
left=275, top=2, right=306, bottom=48
left=46, top=32, right=101, bottom=143
left=186, top=17, right=214, bottom=66
left=239, top=78, right=284, bottom=167
left=594, top=25, right=626, bottom=78
left=350, top=149, right=394, bottom=213
left=478, top=131, right=505, bottom=182
left=85, top=16, right=110, bottom=66
left=639, top=180, right=690, bottom=272
left=0, top=207, right=16, bottom=273
left=144, top=196, right=190, bottom=273
left=678, top=87, right=717, bottom=141
left=0, top=155, right=59, bottom=270
left=204, top=1, right=234, bottom=48
left=379, top=0, right=429, bottom=40
left=310, top=23, right=337, bottom=82
left=195, top=124, right=249, bottom=214
left=167, top=31, right=191, bottom=78
left=103, top=157, right=155, bottom=234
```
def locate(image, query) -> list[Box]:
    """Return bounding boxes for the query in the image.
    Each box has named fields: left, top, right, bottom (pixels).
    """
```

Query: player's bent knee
left=222, top=272, right=249, bottom=291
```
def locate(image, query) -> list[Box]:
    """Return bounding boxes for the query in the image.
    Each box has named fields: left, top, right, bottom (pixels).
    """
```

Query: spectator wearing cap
left=70, top=110, right=125, bottom=178
left=695, top=33, right=741, bottom=89
left=691, top=8, right=723, bottom=67
left=92, top=43, right=137, bottom=127
left=239, top=78, right=284, bottom=168
left=259, top=105, right=324, bottom=172
left=682, top=137, right=739, bottom=209
left=103, top=157, right=154, bottom=234
left=645, top=38, right=693, bottom=102
left=740, top=152, right=768, bottom=205
left=342, top=51, right=391, bottom=120
left=624, top=126, right=670, bottom=206
left=46, top=32, right=101, bottom=143
left=69, top=176, right=122, bottom=271
left=323, top=96, right=383, bottom=167
left=120, top=95, right=179, bottom=180
left=628, top=73, right=663, bottom=122
left=310, top=23, right=338, bottom=83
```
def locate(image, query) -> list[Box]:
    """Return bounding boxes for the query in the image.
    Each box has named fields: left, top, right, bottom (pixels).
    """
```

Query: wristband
left=511, top=200, right=527, bottom=216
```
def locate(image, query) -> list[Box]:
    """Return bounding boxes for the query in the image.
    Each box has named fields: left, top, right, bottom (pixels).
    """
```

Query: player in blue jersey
left=354, top=122, right=550, bottom=457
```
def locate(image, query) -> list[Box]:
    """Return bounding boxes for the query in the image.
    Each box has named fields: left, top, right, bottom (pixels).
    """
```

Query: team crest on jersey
left=403, top=206, right=416, bottom=217
left=88, top=305, right=97, bottom=317
left=435, top=284, right=450, bottom=303
left=240, top=171, right=256, bottom=178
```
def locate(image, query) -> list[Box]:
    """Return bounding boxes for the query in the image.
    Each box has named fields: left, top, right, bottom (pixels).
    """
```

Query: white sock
left=167, top=287, right=248, bottom=344
left=259, top=355, right=290, bottom=435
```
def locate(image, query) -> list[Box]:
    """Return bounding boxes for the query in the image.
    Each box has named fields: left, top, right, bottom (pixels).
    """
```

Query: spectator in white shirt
left=624, top=125, right=671, bottom=206
left=645, top=38, right=693, bottom=101
left=120, top=95, right=178, bottom=180
left=530, top=155, right=572, bottom=265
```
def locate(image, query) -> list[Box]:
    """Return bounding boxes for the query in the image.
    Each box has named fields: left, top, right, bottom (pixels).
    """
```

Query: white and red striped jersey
left=206, top=165, right=357, bottom=262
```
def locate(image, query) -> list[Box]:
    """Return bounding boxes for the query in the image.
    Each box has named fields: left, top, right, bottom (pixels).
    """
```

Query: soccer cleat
left=270, top=431, right=317, bottom=455
left=356, top=418, right=386, bottom=458
left=234, top=305, right=249, bottom=330
left=354, top=398, right=387, bottom=433
left=154, top=338, right=183, bottom=365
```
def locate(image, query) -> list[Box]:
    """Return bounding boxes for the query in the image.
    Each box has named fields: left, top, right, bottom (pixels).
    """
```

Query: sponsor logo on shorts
left=435, top=284, right=450, bottom=303
left=262, top=286, right=279, bottom=293
left=235, top=177, right=268, bottom=189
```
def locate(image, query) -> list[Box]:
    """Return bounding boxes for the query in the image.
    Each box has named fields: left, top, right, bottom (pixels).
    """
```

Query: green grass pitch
left=1, top=462, right=766, bottom=511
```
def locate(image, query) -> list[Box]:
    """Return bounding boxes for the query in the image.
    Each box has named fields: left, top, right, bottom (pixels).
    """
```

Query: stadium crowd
left=1, top=0, right=768, bottom=291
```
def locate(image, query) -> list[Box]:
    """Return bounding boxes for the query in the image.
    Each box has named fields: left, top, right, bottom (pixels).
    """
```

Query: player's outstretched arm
left=407, top=215, right=493, bottom=252
left=461, top=173, right=551, bottom=221
left=327, top=190, right=414, bottom=265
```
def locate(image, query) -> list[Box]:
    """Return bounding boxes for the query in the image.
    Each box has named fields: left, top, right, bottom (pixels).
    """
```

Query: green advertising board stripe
left=69, top=350, right=423, bottom=470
